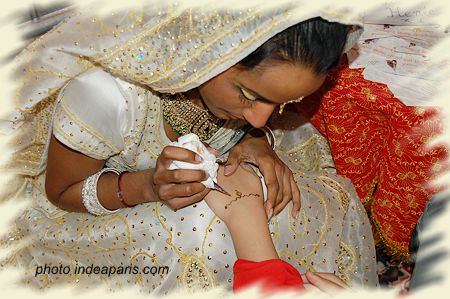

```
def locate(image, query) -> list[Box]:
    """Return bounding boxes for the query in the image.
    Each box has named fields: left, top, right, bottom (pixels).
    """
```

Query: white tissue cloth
left=168, top=133, right=218, bottom=188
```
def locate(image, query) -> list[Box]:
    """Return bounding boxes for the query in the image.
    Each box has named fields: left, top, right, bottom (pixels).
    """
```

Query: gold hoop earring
left=278, top=96, right=304, bottom=115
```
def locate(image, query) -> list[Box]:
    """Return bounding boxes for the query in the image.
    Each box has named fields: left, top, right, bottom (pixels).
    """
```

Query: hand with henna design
left=224, top=133, right=301, bottom=220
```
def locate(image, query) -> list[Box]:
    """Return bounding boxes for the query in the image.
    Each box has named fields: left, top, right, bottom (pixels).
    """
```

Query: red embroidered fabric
left=233, top=259, right=304, bottom=293
left=296, top=61, right=448, bottom=259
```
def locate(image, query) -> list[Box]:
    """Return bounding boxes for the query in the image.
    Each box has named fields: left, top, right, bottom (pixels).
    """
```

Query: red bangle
left=117, top=171, right=136, bottom=208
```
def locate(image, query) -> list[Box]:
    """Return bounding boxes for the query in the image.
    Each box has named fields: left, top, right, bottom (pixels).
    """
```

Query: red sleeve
left=233, top=258, right=305, bottom=293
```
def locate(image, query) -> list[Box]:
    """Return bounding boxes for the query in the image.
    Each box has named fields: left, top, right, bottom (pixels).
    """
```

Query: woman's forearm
left=205, top=164, right=278, bottom=262
left=51, top=169, right=156, bottom=212
left=226, top=205, right=278, bottom=262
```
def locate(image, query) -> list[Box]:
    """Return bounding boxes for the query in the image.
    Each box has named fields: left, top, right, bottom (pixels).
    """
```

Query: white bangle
left=81, top=167, right=120, bottom=216
left=251, top=165, right=268, bottom=203
left=260, top=126, right=276, bottom=150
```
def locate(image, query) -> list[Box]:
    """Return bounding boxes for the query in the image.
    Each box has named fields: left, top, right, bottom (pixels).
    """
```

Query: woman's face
left=197, top=61, right=326, bottom=128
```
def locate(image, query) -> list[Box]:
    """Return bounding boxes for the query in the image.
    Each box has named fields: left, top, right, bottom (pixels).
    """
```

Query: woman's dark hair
left=239, top=17, right=350, bottom=75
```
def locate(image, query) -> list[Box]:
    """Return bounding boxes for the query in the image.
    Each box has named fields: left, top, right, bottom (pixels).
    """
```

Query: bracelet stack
left=249, top=126, right=276, bottom=150
left=81, top=167, right=135, bottom=216
left=117, top=171, right=136, bottom=208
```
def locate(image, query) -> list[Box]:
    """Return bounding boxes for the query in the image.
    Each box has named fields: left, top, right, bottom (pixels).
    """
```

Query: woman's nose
left=243, top=102, right=276, bottom=128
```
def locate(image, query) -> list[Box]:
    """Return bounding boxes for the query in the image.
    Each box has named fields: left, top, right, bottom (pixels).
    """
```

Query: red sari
left=296, top=60, right=448, bottom=259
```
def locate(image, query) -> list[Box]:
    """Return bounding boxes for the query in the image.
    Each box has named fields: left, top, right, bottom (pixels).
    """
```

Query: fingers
left=153, top=169, right=208, bottom=185
left=224, top=147, right=242, bottom=176
left=160, top=146, right=202, bottom=165
left=204, top=143, right=219, bottom=157
left=165, top=188, right=210, bottom=210
left=154, top=145, right=209, bottom=201
left=304, top=272, right=348, bottom=294
left=261, top=163, right=278, bottom=218
left=314, top=273, right=349, bottom=289
left=156, top=182, right=207, bottom=200
left=301, top=274, right=308, bottom=283
left=223, top=140, right=300, bottom=219
left=290, top=176, right=301, bottom=219
left=245, top=155, right=298, bottom=219
left=273, top=167, right=292, bottom=215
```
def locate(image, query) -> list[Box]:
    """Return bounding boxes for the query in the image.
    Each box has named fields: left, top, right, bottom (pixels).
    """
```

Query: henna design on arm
left=224, top=190, right=260, bottom=209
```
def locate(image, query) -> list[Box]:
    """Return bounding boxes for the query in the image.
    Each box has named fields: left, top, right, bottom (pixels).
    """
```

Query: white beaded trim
left=81, top=167, right=120, bottom=216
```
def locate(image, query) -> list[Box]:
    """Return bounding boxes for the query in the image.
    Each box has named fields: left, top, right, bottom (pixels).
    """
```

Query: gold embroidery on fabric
left=5, top=93, right=57, bottom=175
left=59, top=100, right=121, bottom=153
left=109, top=85, right=150, bottom=168
left=277, top=135, right=334, bottom=172
left=336, top=242, right=355, bottom=284
left=344, top=156, right=363, bottom=165
left=278, top=185, right=329, bottom=273
left=89, top=8, right=291, bottom=92
left=370, top=208, right=408, bottom=260
left=318, top=176, right=350, bottom=211
left=169, top=16, right=289, bottom=90
left=201, top=216, right=217, bottom=257
left=154, top=203, right=214, bottom=289
left=130, top=250, right=165, bottom=287
left=93, top=11, right=179, bottom=63
left=93, top=8, right=145, bottom=35
left=87, top=215, right=131, bottom=251
left=142, top=93, right=166, bottom=159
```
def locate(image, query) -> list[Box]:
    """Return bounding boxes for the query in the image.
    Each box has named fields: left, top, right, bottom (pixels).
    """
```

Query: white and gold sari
left=0, top=0, right=377, bottom=294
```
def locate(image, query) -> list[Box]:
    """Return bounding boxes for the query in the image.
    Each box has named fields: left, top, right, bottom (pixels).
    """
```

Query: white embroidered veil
left=1, top=0, right=363, bottom=181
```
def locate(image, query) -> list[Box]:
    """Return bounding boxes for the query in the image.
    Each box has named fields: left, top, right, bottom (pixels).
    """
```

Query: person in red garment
left=204, top=163, right=349, bottom=294
left=297, top=61, right=448, bottom=261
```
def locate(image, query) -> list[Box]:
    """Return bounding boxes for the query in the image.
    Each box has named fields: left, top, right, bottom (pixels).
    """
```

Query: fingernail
left=195, top=154, right=203, bottom=162
left=268, top=208, right=273, bottom=220
left=295, top=210, right=300, bottom=220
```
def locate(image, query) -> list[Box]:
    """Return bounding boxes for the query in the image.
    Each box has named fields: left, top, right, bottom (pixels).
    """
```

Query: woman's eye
left=240, top=88, right=257, bottom=102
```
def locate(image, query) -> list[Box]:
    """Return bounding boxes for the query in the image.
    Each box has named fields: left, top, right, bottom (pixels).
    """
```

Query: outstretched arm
left=204, top=163, right=348, bottom=294
left=45, top=135, right=157, bottom=212
left=45, top=134, right=209, bottom=212
left=204, top=163, right=277, bottom=262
